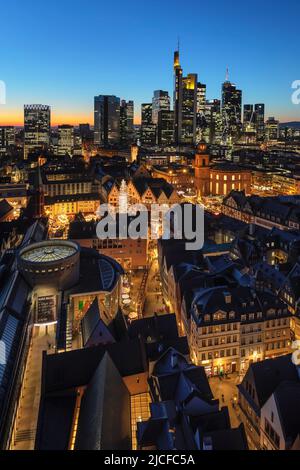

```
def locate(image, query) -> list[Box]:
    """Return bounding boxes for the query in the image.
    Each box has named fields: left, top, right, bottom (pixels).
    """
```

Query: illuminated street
left=143, top=258, right=165, bottom=317
left=208, top=375, right=243, bottom=429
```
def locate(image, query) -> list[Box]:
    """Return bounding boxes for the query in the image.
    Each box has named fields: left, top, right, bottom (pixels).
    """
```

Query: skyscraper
left=221, top=76, right=242, bottom=144
left=141, top=103, right=156, bottom=146
left=57, top=124, right=74, bottom=156
left=204, top=99, right=222, bottom=144
left=157, top=110, right=174, bottom=146
left=265, top=117, right=279, bottom=142
left=196, top=82, right=207, bottom=142
left=173, top=50, right=197, bottom=145
left=94, top=95, right=120, bottom=146
left=24, top=104, right=50, bottom=159
left=173, top=50, right=183, bottom=145
left=0, top=126, right=15, bottom=154
left=120, top=100, right=134, bottom=144
left=181, top=73, right=197, bottom=144
left=152, top=90, right=170, bottom=125
left=255, top=104, right=265, bottom=141
left=243, top=104, right=254, bottom=131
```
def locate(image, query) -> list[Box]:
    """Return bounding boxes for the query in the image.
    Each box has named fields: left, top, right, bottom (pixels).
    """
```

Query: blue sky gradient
left=0, top=0, right=299, bottom=124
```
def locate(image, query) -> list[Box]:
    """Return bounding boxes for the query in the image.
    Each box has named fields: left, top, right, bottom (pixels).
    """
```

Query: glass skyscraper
left=94, top=95, right=120, bottom=146
left=24, top=104, right=51, bottom=159
left=221, top=80, right=242, bottom=144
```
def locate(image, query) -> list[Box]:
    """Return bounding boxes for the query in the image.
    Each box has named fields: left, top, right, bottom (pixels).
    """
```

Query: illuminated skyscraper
left=24, top=104, right=50, bottom=159
left=265, top=116, right=279, bottom=141
left=141, top=103, right=156, bottom=146
left=255, top=104, right=265, bottom=141
left=57, top=124, right=74, bottom=156
left=221, top=75, right=242, bottom=144
left=152, top=90, right=170, bottom=125
left=120, top=100, right=134, bottom=144
left=94, top=95, right=120, bottom=146
left=204, top=99, right=222, bottom=144
left=157, top=110, right=174, bottom=146
left=173, top=50, right=197, bottom=145
left=0, top=126, right=15, bottom=154
left=243, top=103, right=265, bottom=142
left=243, top=104, right=254, bottom=131
left=196, top=82, right=207, bottom=142
left=173, top=49, right=183, bottom=145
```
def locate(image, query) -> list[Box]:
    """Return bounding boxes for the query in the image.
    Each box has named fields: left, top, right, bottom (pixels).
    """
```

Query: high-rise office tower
left=57, top=124, right=74, bottom=156
left=243, top=104, right=254, bottom=131
left=173, top=50, right=183, bottom=145
left=120, top=100, right=134, bottom=144
left=255, top=104, right=265, bottom=141
left=173, top=50, right=197, bottom=145
left=141, top=103, right=156, bottom=146
left=24, top=104, right=50, bottom=159
left=204, top=100, right=222, bottom=144
left=94, top=95, right=120, bottom=146
left=152, top=90, right=170, bottom=125
left=181, top=73, right=197, bottom=144
left=157, top=110, right=174, bottom=146
left=0, top=126, right=15, bottom=154
left=221, top=75, right=242, bottom=144
left=265, top=117, right=279, bottom=141
left=196, top=82, right=207, bottom=142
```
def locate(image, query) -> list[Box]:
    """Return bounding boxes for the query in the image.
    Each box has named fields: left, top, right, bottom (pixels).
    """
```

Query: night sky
left=0, top=0, right=299, bottom=125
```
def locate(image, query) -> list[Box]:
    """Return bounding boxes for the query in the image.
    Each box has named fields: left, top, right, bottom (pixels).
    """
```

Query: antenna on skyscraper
left=178, top=36, right=180, bottom=53
left=226, top=66, right=229, bottom=82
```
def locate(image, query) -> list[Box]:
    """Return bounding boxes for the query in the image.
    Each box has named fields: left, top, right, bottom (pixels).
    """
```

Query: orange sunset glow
left=0, top=109, right=141, bottom=126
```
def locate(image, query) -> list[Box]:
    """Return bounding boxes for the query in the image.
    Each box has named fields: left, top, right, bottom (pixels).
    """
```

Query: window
left=213, top=312, right=226, bottom=321
left=265, top=419, right=280, bottom=448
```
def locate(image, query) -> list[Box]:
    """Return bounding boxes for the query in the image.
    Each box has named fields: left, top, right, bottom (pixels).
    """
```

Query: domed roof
left=19, top=240, right=79, bottom=264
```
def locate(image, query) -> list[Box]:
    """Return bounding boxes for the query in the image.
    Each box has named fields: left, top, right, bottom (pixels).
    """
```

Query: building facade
left=24, top=105, right=51, bottom=159
left=94, top=95, right=120, bottom=146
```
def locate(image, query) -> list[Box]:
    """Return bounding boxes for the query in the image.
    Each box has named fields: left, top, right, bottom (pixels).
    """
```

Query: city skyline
left=0, top=0, right=299, bottom=126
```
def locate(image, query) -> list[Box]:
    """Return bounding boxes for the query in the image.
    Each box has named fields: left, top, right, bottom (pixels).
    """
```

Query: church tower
left=194, top=141, right=211, bottom=197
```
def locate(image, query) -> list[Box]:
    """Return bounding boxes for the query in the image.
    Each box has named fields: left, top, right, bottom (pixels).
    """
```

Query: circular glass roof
left=21, top=244, right=77, bottom=263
